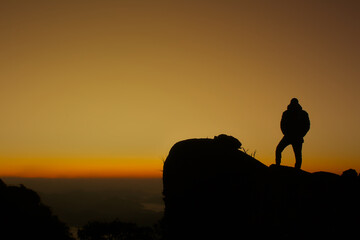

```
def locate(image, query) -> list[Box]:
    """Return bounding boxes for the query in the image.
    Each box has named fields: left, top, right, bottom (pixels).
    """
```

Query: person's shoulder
left=301, top=109, right=309, bottom=115
left=301, top=110, right=309, bottom=119
left=282, top=109, right=290, bottom=116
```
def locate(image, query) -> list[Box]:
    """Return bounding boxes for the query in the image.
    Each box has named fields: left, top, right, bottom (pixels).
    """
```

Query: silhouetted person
left=276, top=98, right=310, bottom=169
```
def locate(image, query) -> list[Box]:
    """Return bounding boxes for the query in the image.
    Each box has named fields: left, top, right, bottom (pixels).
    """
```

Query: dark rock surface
left=162, top=135, right=360, bottom=239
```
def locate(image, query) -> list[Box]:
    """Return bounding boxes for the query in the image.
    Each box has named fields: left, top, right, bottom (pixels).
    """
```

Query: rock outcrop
left=162, top=135, right=360, bottom=239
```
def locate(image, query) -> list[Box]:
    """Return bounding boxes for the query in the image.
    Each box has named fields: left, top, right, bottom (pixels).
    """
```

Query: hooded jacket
left=280, top=101, right=310, bottom=140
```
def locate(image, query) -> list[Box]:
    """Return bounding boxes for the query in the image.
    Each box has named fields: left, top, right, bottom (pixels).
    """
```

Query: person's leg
left=292, top=140, right=303, bottom=169
left=276, top=137, right=290, bottom=166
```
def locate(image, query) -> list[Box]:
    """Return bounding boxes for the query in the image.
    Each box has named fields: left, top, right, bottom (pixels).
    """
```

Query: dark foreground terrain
left=163, top=135, right=360, bottom=239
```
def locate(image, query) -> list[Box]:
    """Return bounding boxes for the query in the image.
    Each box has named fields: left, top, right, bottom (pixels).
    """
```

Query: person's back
left=276, top=98, right=310, bottom=169
left=281, top=102, right=310, bottom=140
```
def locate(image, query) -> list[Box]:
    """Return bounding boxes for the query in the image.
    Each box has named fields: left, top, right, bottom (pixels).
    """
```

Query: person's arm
left=280, top=112, right=287, bottom=135
left=305, top=112, right=310, bottom=133
left=302, top=111, right=310, bottom=137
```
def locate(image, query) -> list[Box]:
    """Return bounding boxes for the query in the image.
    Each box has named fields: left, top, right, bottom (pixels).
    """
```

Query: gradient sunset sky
left=1, top=0, right=359, bottom=177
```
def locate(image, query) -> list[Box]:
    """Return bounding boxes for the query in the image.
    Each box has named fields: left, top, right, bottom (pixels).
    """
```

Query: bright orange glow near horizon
left=0, top=0, right=359, bottom=178
left=0, top=156, right=163, bottom=178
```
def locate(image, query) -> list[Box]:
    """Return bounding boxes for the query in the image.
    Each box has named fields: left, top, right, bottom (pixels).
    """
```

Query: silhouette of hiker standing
left=276, top=98, right=310, bottom=169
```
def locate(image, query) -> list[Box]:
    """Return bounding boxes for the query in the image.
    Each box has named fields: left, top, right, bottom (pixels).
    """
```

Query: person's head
left=290, top=98, right=298, bottom=104
left=288, top=98, right=302, bottom=110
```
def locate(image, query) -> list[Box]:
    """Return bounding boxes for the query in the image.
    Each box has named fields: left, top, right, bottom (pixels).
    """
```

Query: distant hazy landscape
left=2, top=178, right=164, bottom=228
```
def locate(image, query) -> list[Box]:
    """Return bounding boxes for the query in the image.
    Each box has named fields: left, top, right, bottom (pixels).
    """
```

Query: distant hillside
left=163, top=135, right=360, bottom=239
left=2, top=178, right=164, bottom=227
left=0, top=179, right=74, bottom=240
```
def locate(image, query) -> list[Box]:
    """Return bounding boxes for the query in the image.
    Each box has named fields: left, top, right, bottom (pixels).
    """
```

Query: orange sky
left=0, top=0, right=359, bottom=177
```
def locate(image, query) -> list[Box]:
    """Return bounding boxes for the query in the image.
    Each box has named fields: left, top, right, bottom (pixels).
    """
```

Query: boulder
left=162, top=135, right=360, bottom=239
